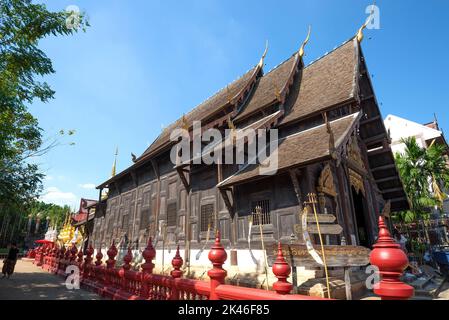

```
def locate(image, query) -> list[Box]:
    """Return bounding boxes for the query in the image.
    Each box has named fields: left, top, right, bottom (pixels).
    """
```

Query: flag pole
left=256, top=206, right=269, bottom=291
left=308, top=193, right=331, bottom=299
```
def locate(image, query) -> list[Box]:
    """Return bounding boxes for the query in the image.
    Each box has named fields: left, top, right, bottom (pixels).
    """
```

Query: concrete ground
left=0, top=259, right=100, bottom=300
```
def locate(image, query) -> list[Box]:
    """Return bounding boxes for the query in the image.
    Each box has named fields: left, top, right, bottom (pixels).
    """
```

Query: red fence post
left=171, top=245, right=183, bottom=300
left=106, top=241, right=118, bottom=269
left=208, top=231, right=227, bottom=300
left=141, top=237, right=156, bottom=299
left=94, top=246, right=104, bottom=294
left=77, top=247, right=84, bottom=278
left=369, top=216, right=414, bottom=300
left=83, top=245, right=94, bottom=284
left=52, top=246, right=59, bottom=273
left=116, top=247, right=133, bottom=300
left=70, top=244, right=78, bottom=264
left=95, top=247, right=103, bottom=267
left=171, top=245, right=183, bottom=279
left=272, top=242, right=293, bottom=295
left=58, top=246, right=66, bottom=276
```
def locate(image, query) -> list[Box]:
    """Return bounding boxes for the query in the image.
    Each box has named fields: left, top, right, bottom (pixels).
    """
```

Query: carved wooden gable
left=347, top=134, right=366, bottom=196
left=317, top=164, right=337, bottom=197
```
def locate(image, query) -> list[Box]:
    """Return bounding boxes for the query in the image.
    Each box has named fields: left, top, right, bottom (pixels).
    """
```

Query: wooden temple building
left=89, top=28, right=409, bottom=284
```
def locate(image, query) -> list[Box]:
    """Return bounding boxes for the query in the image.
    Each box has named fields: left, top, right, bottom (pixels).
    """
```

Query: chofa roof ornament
left=356, top=2, right=376, bottom=43
left=298, top=25, right=311, bottom=58
left=257, top=40, right=269, bottom=68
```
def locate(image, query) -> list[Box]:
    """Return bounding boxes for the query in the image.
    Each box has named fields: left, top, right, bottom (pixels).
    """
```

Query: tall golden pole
left=256, top=206, right=269, bottom=291
left=308, top=193, right=331, bottom=299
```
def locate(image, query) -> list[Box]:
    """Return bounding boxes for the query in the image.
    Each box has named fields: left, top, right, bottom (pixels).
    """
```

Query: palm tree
left=394, top=137, right=449, bottom=221
left=394, top=137, right=449, bottom=260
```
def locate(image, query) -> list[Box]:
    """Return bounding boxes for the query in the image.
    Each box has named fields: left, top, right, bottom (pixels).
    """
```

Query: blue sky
left=30, top=0, right=449, bottom=209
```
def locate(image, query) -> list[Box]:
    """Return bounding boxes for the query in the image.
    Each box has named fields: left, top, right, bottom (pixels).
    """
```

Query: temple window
left=251, top=200, right=271, bottom=225
left=140, top=208, right=151, bottom=230
left=167, top=202, right=177, bottom=227
left=200, top=203, right=215, bottom=232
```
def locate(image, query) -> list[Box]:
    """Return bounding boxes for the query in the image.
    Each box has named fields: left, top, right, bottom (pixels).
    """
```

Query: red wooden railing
left=32, top=217, right=414, bottom=300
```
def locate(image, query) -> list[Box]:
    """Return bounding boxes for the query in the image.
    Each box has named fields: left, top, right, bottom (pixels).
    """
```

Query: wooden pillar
left=151, top=159, right=161, bottom=241
left=336, top=163, right=353, bottom=244
left=289, top=169, right=304, bottom=212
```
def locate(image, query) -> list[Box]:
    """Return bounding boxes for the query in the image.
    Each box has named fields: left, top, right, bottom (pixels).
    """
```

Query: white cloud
left=79, top=183, right=96, bottom=190
left=40, top=187, right=78, bottom=208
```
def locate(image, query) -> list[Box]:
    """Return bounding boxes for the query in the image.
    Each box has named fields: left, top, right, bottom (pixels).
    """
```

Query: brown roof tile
left=218, top=112, right=361, bottom=188
left=280, top=39, right=358, bottom=126
left=235, top=54, right=298, bottom=121
left=138, top=66, right=259, bottom=161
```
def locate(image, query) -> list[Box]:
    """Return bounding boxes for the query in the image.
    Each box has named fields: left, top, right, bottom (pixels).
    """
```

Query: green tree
left=0, top=1, right=88, bottom=212
left=394, top=137, right=449, bottom=223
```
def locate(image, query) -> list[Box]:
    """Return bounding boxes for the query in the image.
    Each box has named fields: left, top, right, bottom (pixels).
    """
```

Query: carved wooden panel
left=167, top=202, right=177, bottom=227
left=168, top=182, right=177, bottom=200
left=219, top=219, right=230, bottom=241
left=237, top=217, right=247, bottom=241
left=278, top=213, right=295, bottom=238
left=140, top=208, right=151, bottom=230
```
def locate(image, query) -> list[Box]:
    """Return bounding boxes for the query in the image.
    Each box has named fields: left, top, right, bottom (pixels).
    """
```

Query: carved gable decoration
left=347, top=134, right=366, bottom=170
left=317, top=164, right=337, bottom=197
left=349, top=168, right=366, bottom=197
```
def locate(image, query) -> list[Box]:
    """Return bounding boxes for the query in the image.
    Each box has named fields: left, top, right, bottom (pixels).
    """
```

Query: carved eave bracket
left=322, top=112, right=337, bottom=161
left=150, top=159, right=160, bottom=180
left=176, top=165, right=191, bottom=192
left=219, top=187, right=235, bottom=218
left=130, top=170, right=138, bottom=188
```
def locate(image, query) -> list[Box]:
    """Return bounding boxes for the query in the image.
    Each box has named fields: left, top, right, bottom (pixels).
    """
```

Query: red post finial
left=106, top=241, right=118, bottom=269
left=171, top=245, right=183, bottom=279
left=370, top=216, right=414, bottom=300
left=77, top=247, right=84, bottom=264
left=60, top=246, right=66, bottom=259
left=70, top=244, right=78, bottom=262
left=208, top=230, right=227, bottom=300
left=142, top=237, right=156, bottom=274
left=122, top=247, right=133, bottom=271
left=272, top=242, right=293, bottom=295
left=95, top=247, right=103, bottom=266
left=85, top=245, right=94, bottom=265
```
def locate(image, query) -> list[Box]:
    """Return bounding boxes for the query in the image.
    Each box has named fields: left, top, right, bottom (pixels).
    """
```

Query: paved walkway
left=0, top=259, right=100, bottom=300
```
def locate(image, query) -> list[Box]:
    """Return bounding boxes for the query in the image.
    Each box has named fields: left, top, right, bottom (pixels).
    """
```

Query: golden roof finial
left=226, top=85, right=232, bottom=104
left=180, top=114, right=189, bottom=131
left=257, top=40, right=269, bottom=68
left=357, top=1, right=376, bottom=43
left=298, top=25, right=311, bottom=58
left=111, top=147, right=118, bottom=177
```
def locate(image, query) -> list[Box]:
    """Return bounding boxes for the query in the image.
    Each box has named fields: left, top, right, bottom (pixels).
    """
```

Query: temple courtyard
left=0, top=259, right=100, bottom=300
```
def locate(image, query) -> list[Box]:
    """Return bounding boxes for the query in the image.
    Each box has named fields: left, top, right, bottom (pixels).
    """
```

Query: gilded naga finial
left=180, top=114, right=189, bottom=131
left=357, top=2, right=376, bottom=43
left=257, top=40, right=269, bottom=68
left=298, top=25, right=311, bottom=58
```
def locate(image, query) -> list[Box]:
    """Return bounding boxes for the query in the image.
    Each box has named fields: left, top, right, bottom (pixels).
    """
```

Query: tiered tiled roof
left=280, top=39, right=358, bottom=126
left=218, top=113, right=361, bottom=188
left=98, top=37, right=361, bottom=188
left=137, top=65, right=260, bottom=161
